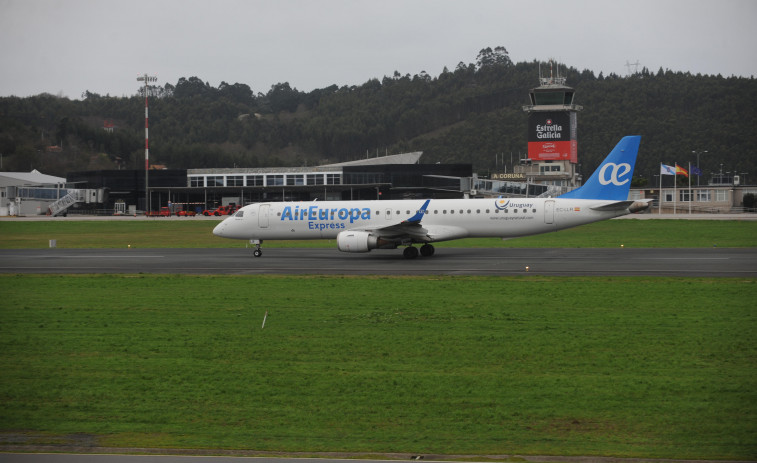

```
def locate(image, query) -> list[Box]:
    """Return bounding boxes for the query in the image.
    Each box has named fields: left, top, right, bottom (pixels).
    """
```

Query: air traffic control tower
left=521, top=62, right=583, bottom=189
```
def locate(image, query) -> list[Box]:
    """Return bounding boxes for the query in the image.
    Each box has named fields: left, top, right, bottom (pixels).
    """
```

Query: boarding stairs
left=48, top=191, right=79, bottom=216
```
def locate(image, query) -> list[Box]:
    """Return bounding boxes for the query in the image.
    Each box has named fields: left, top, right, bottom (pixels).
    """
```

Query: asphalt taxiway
left=0, top=247, right=754, bottom=277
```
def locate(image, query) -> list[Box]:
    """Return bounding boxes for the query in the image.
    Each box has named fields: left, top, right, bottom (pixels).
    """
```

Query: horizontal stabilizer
left=590, top=201, right=636, bottom=211
left=590, top=199, right=652, bottom=213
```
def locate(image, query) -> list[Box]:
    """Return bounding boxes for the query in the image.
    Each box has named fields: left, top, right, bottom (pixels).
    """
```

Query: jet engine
left=336, top=230, right=396, bottom=253
left=628, top=200, right=652, bottom=213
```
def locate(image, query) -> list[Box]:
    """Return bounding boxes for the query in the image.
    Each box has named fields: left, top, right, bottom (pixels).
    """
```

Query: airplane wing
left=349, top=199, right=469, bottom=244
left=350, top=199, right=431, bottom=242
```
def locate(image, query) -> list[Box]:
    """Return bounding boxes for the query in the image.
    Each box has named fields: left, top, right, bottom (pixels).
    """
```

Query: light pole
left=137, top=74, right=157, bottom=212
left=692, top=150, right=707, bottom=186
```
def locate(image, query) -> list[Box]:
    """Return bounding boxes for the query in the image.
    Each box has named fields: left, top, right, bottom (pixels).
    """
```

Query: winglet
left=404, top=199, right=431, bottom=224
left=559, top=136, right=641, bottom=201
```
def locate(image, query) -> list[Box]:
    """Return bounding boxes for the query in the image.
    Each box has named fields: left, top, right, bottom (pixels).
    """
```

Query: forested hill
left=1, top=47, right=755, bottom=184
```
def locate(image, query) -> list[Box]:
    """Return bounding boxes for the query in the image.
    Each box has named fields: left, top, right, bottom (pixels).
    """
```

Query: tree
left=218, top=81, right=254, bottom=104
left=476, top=46, right=512, bottom=69
left=174, top=77, right=213, bottom=99
left=266, top=82, right=303, bottom=113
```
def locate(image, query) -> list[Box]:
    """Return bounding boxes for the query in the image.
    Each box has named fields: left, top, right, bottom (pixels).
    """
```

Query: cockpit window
left=234, top=210, right=244, bottom=217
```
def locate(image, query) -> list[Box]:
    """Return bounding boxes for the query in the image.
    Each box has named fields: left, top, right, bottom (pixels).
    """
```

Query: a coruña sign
left=491, top=173, right=526, bottom=181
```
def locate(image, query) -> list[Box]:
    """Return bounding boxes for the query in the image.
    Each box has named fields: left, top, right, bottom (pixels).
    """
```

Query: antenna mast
left=137, top=73, right=157, bottom=212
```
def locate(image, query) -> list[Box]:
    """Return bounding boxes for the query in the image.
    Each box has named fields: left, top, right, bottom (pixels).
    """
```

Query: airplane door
left=385, top=208, right=392, bottom=221
left=259, top=204, right=270, bottom=228
left=544, top=200, right=555, bottom=224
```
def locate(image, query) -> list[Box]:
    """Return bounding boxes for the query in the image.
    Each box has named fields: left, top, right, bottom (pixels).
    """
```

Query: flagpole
left=688, top=162, right=692, bottom=214
left=673, top=163, right=677, bottom=215
left=659, top=163, right=663, bottom=215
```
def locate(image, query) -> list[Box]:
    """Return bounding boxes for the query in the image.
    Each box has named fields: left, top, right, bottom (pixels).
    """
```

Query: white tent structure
left=0, top=170, right=66, bottom=216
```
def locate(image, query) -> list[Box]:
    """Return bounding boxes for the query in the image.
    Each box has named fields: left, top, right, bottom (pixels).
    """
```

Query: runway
left=0, top=247, right=754, bottom=277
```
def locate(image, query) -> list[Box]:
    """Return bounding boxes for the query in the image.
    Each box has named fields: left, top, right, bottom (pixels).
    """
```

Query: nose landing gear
left=250, top=239, right=263, bottom=257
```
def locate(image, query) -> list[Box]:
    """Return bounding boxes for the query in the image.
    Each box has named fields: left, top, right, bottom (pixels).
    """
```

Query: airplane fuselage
left=213, top=197, right=636, bottom=242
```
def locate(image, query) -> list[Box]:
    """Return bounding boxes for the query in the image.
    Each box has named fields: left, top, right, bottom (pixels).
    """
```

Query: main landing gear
left=250, top=239, right=263, bottom=257
left=403, top=244, right=435, bottom=259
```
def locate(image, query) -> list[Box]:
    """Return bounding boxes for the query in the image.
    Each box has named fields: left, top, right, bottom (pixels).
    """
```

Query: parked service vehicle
left=177, top=210, right=197, bottom=217
left=203, top=204, right=239, bottom=216
left=145, top=207, right=171, bottom=217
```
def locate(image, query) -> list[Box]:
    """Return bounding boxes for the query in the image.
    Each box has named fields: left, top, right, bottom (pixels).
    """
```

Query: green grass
left=1, top=274, right=755, bottom=459
left=1, top=219, right=756, bottom=249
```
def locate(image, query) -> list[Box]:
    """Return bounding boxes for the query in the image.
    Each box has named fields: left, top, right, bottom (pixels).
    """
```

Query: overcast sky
left=1, top=0, right=755, bottom=99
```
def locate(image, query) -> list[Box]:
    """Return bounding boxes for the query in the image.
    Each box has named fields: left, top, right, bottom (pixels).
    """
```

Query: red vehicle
left=177, top=210, right=197, bottom=217
left=145, top=207, right=171, bottom=217
left=203, top=204, right=240, bottom=216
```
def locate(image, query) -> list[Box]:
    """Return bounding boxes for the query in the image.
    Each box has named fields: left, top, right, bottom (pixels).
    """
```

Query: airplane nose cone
left=212, top=220, right=226, bottom=237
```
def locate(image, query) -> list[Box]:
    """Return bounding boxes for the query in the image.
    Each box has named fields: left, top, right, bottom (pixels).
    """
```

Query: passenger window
left=476, top=209, right=480, bottom=214
left=533, top=209, right=537, bottom=213
left=434, top=210, right=438, bottom=214
left=450, top=210, right=455, bottom=214
left=459, top=210, right=463, bottom=214
left=495, top=209, right=499, bottom=213
left=443, top=210, right=447, bottom=214
left=467, top=210, right=471, bottom=214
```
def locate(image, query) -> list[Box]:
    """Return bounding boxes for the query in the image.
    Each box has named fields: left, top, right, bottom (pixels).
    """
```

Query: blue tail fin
left=559, top=136, right=641, bottom=200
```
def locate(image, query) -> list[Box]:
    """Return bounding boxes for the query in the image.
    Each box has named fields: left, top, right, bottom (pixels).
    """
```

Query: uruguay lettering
left=494, top=199, right=534, bottom=210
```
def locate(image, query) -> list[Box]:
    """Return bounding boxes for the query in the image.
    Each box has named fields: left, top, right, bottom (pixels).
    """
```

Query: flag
left=661, top=164, right=676, bottom=175
left=691, top=165, right=702, bottom=176
left=676, top=164, right=689, bottom=177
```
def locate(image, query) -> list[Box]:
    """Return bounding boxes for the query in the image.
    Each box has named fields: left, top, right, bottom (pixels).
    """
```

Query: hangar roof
left=320, top=151, right=423, bottom=167
left=0, top=169, right=66, bottom=187
left=188, top=151, right=423, bottom=175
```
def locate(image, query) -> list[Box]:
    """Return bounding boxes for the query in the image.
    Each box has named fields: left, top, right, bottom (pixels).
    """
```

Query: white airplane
left=213, top=135, right=649, bottom=258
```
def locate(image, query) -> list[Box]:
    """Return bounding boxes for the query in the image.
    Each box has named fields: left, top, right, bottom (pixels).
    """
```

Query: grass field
left=1, top=219, right=755, bottom=459
left=1, top=218, right=756, bottom=249
left=1, top=274, right=755, bottom=459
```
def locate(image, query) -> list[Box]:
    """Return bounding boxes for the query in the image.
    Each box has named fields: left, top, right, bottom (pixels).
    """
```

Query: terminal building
left=5, top=159, right=752, bottom=216
left=62, top=152, right=473, bottom=215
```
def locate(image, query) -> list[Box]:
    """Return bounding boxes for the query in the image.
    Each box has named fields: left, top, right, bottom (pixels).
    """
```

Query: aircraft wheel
left=253, top=249, right=262, bottom=257
left=403, top=246, right=419, bottom=259
left=420, top=244, right=435, bottom=257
